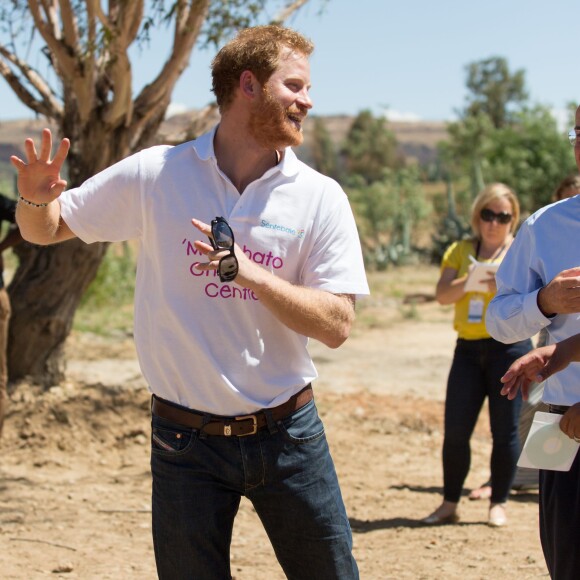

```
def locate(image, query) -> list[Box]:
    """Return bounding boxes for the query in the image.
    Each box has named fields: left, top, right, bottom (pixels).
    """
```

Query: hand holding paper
left=464, top=256, right=499, bottom=293
left=518, top=412, right=580, bottom=471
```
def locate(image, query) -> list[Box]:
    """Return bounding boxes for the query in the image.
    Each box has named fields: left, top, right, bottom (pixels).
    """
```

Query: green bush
left=75, top=243, right=135, bottom=334
left=80, top=242, right=135, bottom=308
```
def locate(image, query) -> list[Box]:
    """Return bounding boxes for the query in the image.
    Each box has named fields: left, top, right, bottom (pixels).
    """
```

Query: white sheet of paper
left=517, top=411, right=580, bottom=471
left=464, top=259, right=499, bottom=293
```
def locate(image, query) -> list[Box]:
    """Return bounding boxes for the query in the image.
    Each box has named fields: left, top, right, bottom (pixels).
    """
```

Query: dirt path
left=0, top=290, right=548, bottom=579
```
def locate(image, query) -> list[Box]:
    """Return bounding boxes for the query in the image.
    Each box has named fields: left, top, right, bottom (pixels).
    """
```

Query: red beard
left=248, top=87, right=306, bottom=150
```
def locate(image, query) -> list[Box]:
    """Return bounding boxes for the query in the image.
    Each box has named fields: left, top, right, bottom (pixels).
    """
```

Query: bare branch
left=118, top=0, right=145, bottom=45
left=57, top=0, right=78, bottom=48
left=99, top=1, right=146, bottom=126
left=102, top=50, right=133, bottom=126
left=27, top=0, right=79, bottom=80
left=88, top=0, right=111, bottom=28
left=0, top=46, right=62, bottom=118
left=39, top=0, right=62, bottom=40
left=133, top=0, right=210, bottom=129
left=271, top=0, right=311, bottom=25
left=84, top=1, right=98, bottom=84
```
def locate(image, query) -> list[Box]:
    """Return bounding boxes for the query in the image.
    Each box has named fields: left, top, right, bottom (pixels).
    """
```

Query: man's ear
left=239, top=70, right=260, bottom=100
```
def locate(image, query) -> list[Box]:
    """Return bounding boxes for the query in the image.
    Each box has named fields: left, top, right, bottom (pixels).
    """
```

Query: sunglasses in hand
left=209, top=216, right=239, bottom=282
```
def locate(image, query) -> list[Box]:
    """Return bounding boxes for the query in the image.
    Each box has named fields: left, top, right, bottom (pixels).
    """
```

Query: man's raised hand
left=10, top=128, right=70, bottom=206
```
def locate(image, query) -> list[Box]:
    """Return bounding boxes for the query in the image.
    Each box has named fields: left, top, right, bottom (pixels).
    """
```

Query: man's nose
left=297, top=89, right=313, bottom=110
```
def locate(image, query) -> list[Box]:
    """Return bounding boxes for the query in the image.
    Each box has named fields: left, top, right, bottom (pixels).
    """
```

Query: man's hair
left=553, top=174, right=580, bottom=201
left=211, top=25, right=314, bottom=112
left=470, top=182, right=520, bottom=238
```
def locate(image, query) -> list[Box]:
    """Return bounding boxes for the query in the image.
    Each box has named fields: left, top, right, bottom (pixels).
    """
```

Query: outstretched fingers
left=24, top=137, right=39, bottom=164
left=18, top=129, right=70, bottom=169
left=52, top=137, right=70, bottom=168
left=9, top=155, right=26, bottom=171
left=39, top=128, right=53, bottom=161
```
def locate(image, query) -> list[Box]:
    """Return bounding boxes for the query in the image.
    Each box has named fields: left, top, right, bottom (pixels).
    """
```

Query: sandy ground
left=0, top=268, right=549, bottom=579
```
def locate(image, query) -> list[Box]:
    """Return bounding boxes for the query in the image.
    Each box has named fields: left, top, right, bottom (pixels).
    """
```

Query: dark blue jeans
left=442, top=337, right=532, bottom=504
left=150, top=399, right=359, bottom=580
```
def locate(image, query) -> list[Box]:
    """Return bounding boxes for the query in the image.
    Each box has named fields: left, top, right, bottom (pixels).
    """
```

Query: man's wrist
left=18, top=195, right=49, bottom=208
left=537, top=287, right=556, bottom=318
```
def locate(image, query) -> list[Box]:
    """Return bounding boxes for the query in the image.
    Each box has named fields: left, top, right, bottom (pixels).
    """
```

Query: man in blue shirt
left=486, top=104, right=580, bottom=580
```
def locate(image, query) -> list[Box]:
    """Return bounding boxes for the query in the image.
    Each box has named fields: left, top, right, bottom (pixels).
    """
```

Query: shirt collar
left=190, top=124, right=218, bottom=161
left=191, top=124, right=300, bottom=178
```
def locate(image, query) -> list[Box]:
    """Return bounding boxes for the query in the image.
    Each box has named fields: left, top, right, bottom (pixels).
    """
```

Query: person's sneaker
left=488, top=503, right=507, bottom=527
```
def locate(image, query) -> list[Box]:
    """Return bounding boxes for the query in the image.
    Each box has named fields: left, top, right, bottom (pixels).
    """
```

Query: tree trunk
left=7, top=240, right=109, bottom=386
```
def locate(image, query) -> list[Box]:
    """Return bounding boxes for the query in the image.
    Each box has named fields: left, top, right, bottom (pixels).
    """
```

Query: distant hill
left=297, top=115, right=448, bottom=166
left=0, top=112, right=449, bottom=177
left=0, top=119, right=52, bottom=156
left=155, top=110, right=449, bottom=166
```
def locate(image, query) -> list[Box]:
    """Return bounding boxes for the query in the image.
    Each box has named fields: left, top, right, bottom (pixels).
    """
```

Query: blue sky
left=1, top=0, right=578, bottom=123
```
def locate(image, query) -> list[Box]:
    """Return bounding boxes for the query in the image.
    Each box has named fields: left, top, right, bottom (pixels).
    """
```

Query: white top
left=59, top=126, right=369, bottom=414
left=486, top=195, right=580, bottom=405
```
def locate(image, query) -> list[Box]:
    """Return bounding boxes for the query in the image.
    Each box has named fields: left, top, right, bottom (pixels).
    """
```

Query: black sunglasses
left=480, top=208, right=513, bottom=225
left=209, top=216, right=239, bottom=282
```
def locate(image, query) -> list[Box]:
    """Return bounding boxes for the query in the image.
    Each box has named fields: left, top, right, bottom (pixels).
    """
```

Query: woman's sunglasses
left=209, top=216, right=239, bottom=282
left=480, top=208, right=512, bottom=225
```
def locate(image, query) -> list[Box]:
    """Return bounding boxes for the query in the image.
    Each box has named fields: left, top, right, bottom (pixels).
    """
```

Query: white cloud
left=381, top=108, right=422, bottom=123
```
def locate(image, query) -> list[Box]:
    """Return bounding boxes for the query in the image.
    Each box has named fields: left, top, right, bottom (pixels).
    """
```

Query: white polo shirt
left=59, top=126, right=369, bottom=414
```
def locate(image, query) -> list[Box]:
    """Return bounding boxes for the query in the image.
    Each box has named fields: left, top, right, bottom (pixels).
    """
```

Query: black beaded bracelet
left=18, top=195, right=49, bottom=208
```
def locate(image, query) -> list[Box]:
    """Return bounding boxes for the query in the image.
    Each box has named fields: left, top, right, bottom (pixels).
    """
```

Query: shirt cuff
left=526, top=288, right=553, bottom=329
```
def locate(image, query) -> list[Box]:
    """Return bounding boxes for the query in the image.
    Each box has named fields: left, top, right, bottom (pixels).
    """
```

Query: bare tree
left=0, top=0, right=313, bottom=385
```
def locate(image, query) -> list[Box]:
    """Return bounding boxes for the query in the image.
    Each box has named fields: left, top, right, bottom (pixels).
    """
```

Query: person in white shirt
left=486, top=106, right=580, bottom=580
left=10, top=25, right=368, bottom=580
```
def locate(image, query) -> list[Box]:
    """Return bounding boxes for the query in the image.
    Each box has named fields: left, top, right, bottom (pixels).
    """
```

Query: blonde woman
left=469, top=173, right=580, bottom=499
left=422, top=183, right=532, bottom=527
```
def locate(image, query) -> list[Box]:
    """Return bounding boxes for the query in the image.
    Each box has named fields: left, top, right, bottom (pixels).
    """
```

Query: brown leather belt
left=151, top=384, right=313, bottom=437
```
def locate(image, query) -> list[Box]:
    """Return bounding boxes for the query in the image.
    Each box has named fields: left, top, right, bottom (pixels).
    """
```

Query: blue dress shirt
left=486, top=195, right=580, bottom=406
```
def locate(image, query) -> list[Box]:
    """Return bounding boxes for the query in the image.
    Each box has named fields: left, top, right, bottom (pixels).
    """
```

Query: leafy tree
left=0, top=0, right=312, bottom=384
left=309, top=116, right=338, bottom=178
left=441, top=56, right=574, bottom=217
left=464, top=56, right=528, bottom=129
left=341, top=109, right=402, bottom=184
left=440, top=112, right=494, bottom=197
left=347, top=167, right=430, bottom=269
left=481, top=106, right=577, bottom=210
left=441, top=57, right=529, bottom=199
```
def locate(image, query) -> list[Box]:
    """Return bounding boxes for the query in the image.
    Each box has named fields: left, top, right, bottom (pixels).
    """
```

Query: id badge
left=468, top=297, right=484, bottom=323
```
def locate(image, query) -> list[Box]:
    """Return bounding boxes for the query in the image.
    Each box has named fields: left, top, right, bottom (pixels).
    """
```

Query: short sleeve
left=59, top=149, right=155, bottom=243
left=441, top=240, right=463, bottom=272
left=301, top=181, right=369, bottom=296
